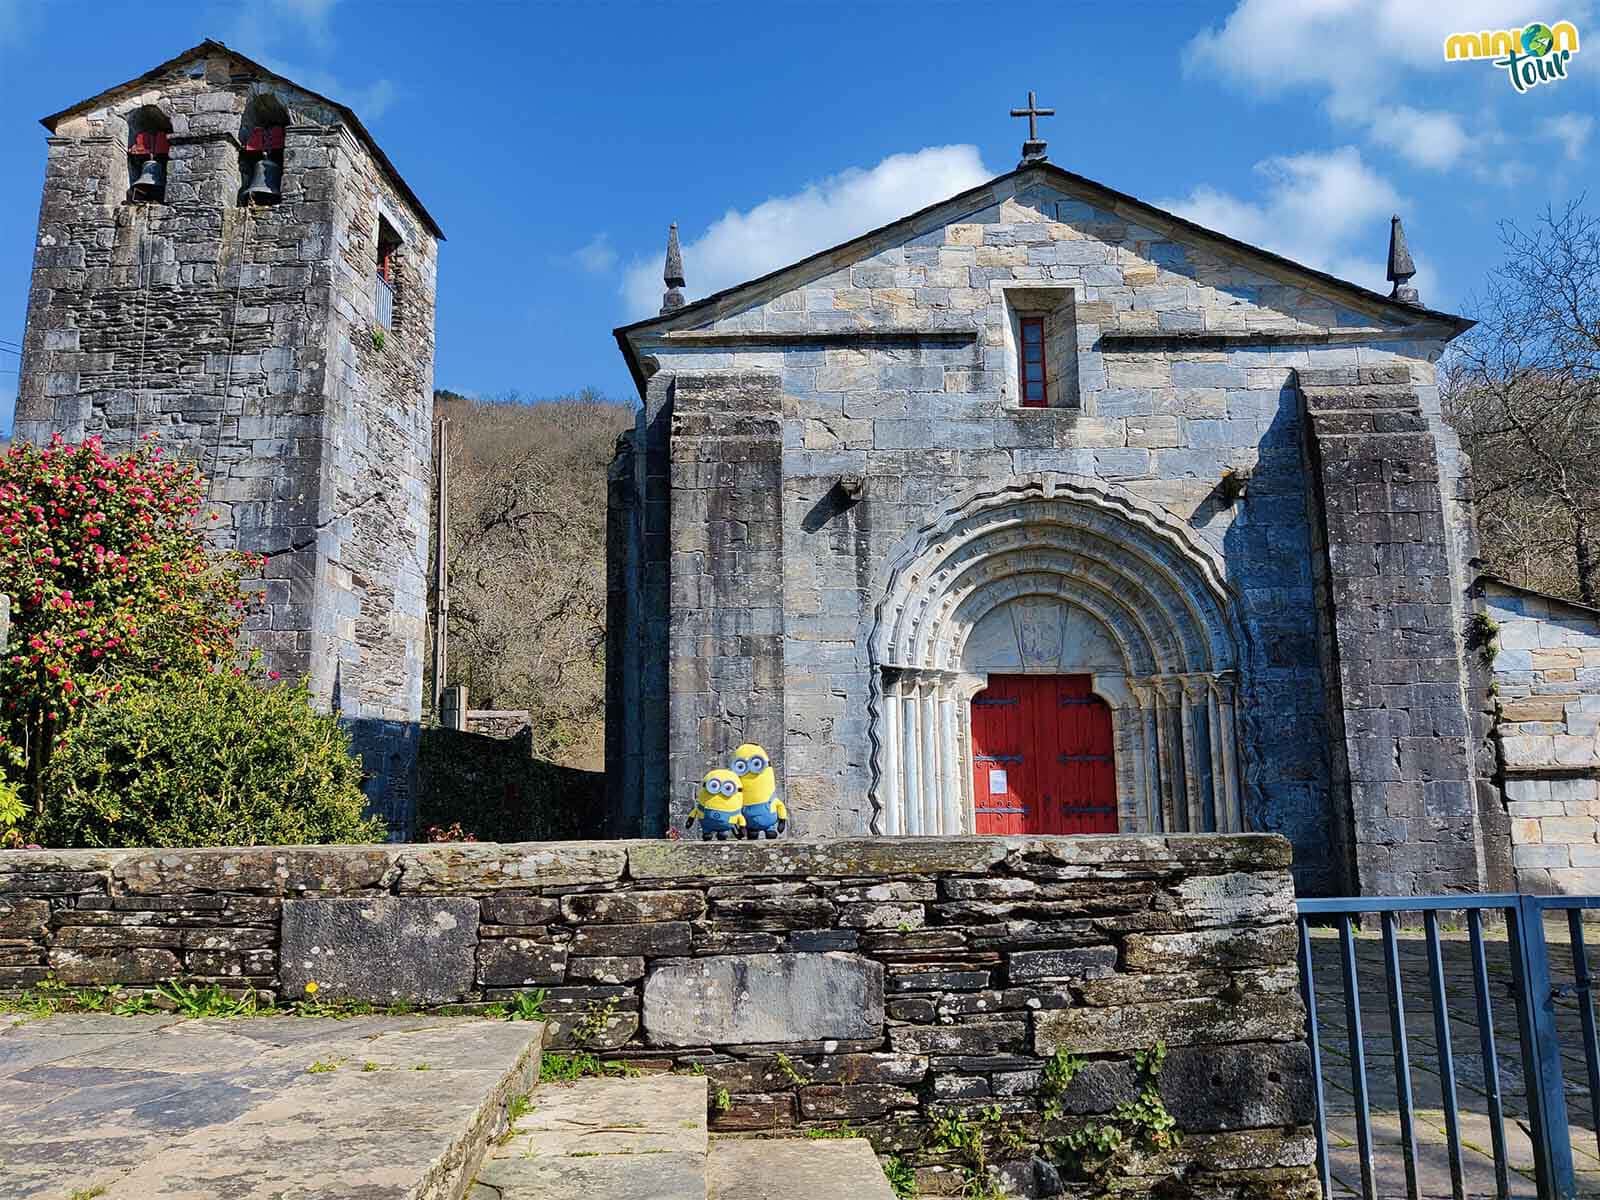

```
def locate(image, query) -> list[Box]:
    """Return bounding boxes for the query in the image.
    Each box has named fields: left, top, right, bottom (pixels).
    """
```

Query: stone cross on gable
left=1010, top=90, right=1054, bottom=166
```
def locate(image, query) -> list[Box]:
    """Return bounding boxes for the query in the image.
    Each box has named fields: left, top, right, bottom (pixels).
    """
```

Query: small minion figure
left=731, top=743, right=787, bottom=838
left=687, top=768, right=747, bottom=841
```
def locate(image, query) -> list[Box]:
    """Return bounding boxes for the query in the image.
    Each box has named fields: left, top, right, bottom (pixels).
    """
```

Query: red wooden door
left=970, top=674, right=1116, bottom=835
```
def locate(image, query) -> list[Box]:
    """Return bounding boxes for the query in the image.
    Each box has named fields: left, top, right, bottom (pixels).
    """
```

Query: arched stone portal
left=866, top=476, right=1247, bottom=836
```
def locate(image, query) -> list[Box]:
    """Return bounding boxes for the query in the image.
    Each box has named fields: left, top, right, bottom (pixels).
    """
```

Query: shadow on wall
left=1217, top=380, right=1337, bottom=895
left=415, top=726, right=604, bottom=842
left=346, top=717, right=420, bottom=840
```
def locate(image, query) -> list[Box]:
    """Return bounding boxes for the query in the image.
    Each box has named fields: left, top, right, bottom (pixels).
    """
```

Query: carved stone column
left=877, top=668, right=968, bottom=835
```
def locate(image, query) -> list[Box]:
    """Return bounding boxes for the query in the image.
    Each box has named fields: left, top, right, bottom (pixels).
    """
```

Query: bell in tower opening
left=242, top=124, right=285, bottom=206
left=126, top=112, right=170, bottom=204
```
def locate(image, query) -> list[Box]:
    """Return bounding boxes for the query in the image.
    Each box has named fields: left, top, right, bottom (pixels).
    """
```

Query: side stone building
left=1480, top=578, right=1600, bottom=893
left=14, top=41, right=442, bottom=833
left=606, top=134, right=1597, bottom=897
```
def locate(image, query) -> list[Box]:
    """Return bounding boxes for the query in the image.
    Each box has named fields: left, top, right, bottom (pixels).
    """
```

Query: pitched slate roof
left=614, top=159, right=1471, bottom=395
left=40, top=39, right=444, bottom=241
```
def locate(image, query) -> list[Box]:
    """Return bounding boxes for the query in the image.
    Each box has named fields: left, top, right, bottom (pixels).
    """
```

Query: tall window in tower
left=376, top=216, right=402, bottom=330
left=1019, top=315, right=1048, bottom=408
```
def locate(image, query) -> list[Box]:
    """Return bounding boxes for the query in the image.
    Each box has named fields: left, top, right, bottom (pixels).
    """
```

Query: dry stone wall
left=0, top=833, right=1314, bottom=1196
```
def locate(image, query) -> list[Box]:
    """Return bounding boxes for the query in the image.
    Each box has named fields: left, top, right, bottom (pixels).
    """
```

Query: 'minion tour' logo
left=1445, top=20, right=1580, bottom=91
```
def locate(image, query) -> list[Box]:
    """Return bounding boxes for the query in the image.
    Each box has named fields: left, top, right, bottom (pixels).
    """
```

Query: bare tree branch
left=430, top=389, right=634, bottom=764
left=1445, top=196, right=1600, bottom=605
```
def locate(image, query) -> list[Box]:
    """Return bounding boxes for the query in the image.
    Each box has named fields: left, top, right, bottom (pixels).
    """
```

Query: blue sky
left=0, top=0, right=1594, bottom=428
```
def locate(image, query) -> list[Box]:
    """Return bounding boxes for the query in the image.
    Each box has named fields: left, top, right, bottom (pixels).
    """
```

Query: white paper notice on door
left=988, top=768, right=1008, bottom=795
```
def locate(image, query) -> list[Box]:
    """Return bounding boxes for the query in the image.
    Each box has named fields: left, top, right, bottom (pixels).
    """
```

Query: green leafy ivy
left=1051, top=1041, right=1181, bottom=1184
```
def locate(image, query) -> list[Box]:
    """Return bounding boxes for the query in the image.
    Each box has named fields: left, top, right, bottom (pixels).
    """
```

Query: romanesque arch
left=865, top=475, right=1248, bottom=836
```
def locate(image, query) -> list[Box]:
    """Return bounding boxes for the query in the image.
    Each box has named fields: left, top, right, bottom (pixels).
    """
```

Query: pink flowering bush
left=0, top=435, right=260, bottom=815
left=0, top=435, right=382, bottom=849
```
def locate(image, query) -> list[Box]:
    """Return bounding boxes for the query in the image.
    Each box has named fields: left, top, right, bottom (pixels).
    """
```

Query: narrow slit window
left=376, top=216, right=401, bottom=330
left=1019, top=315, right=1048, bottom=408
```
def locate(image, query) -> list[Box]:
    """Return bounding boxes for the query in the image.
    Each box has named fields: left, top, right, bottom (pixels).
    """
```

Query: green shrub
left=0, top=772, right=29, bottom=848
left=36, top=671, right=383, bottom=847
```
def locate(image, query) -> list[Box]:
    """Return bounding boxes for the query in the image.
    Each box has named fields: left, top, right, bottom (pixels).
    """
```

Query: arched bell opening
left=125, top=105, right=172, bottom=205
left=866, top=476, right=1248, bottom=837
left=239, top=93, right=289, bottom=207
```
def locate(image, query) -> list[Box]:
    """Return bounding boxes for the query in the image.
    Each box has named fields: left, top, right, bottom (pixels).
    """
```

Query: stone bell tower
left=14, top=40, right=444, bottom=834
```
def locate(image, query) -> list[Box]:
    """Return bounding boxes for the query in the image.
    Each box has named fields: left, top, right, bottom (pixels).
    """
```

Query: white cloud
left=622, top=144, right=992, bottom=318
left=226, top=0, right=396, bottom=120
left=573, top=234, right=617, bottom=275
left=1365, top=105, right=1472, bottom=170
left=275, top=65, right=396, bottom=119
left=275, top=0, right=338, bottom=48
left=229, top=0, right=336, bottom=55
left=1183, top=1, right=1585, bottom=173
left=1542, top=113, right=1595, bottom=161
left=1157, top=146, right=1427, bottom=296
left=1184, top=0, right=1549, bottom=104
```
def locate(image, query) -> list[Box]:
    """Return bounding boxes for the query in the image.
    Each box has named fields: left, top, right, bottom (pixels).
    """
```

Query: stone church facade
left=607, top=153, right=1525, bottom=897
left=14, top=43, right=441, bottom=833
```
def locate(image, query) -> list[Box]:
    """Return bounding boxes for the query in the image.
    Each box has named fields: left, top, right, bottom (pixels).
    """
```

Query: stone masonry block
left=281, top=897, right=478, bottom=1004
left=643, top=952, right=884, bottom=1046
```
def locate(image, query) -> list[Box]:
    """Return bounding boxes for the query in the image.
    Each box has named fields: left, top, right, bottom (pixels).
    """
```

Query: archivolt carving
left=864, top=474, right=1249, bottom=837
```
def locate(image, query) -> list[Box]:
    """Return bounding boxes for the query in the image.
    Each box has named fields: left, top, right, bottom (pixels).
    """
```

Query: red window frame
left=1018, top=315, right=1048, bottom=408
left=378, top=242, right=394, bottom=283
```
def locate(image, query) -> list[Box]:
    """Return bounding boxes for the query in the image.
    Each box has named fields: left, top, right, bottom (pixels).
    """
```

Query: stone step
left=473, top=1072, right=708, bottom=1200
left=706, top=1138, right=897, bottom=1200
left=1, top=1013, right=545, bottom=1200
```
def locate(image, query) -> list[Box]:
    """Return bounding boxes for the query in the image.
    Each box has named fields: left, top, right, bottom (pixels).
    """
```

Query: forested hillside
left=431, top=389, right=634, bottom=767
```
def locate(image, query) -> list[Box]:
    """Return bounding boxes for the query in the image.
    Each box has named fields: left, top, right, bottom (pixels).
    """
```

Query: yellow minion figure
left=687, top=768, right=747, bottom=841
left=731, top=743, right=787, bottom=838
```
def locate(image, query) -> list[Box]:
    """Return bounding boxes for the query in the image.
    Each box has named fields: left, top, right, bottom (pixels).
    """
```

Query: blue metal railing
left=1296, top=894, right=1600, bottom=1200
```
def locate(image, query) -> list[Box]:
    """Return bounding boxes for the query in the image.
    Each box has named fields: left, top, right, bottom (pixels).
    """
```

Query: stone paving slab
left=476, top=1073, right=707, bottom=1199
left=0, top=1013, right=542, bottom=1200
left=469, top=1151, right=706, bottom=1200
left=489, top=1072, right=707, bottom=1160
left=707, top=1138, right=897, bottom=1200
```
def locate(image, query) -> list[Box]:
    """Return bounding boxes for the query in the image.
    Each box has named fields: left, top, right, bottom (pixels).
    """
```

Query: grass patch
left=1, top=979, right=158, bottom=1020
left=538, top=1051, right=638, bottom=1084
left=505, top=989, right=547, bottom=1021
left=0, top=976, right=557, bottom=1026
left=883, top=1155, right=917, bottom=1200
left=157, top=981, right=264, bottom=1018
